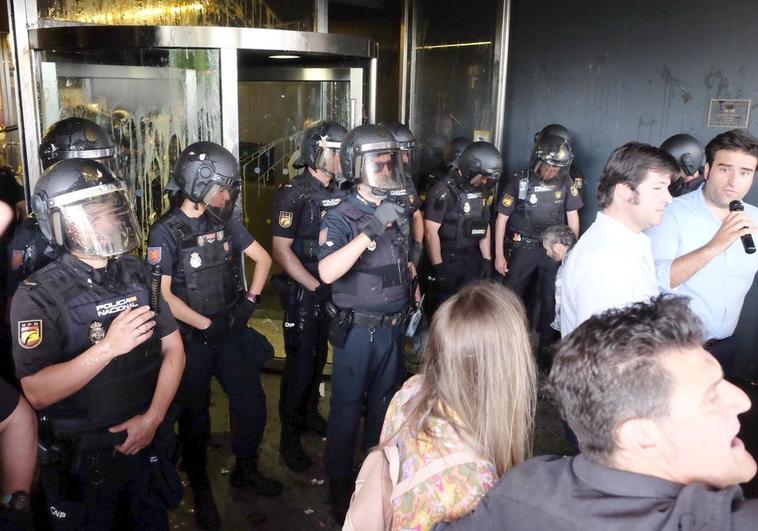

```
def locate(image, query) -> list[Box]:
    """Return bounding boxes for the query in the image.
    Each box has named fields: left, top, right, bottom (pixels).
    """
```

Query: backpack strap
left=391, top=450, right=486, bottom=500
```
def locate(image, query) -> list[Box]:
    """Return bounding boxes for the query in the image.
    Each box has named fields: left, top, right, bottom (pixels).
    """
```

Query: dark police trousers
left=427, top=246, right=481, bottom=316
left=325, top=323, right=404, bottom=479
left=177, top=324, right=269, bottom=469
left=279, top=288, right=329, bottom=427
left=39, top=440, right=171, bottom=530
left=504, top=239, right=560, bottom=352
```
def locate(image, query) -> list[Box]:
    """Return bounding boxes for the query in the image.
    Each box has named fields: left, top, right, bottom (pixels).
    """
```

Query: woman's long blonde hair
left=397, top=281, right=536, bottom=476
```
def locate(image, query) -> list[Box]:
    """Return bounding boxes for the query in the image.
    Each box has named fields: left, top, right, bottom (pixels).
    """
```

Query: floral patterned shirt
left=380, top=375, right=497, bottom=531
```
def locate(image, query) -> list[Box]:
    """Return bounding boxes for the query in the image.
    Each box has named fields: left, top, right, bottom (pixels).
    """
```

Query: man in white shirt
left=560, top=142, right=678, bottom=336
left=646, top=129, right=758, bottom=375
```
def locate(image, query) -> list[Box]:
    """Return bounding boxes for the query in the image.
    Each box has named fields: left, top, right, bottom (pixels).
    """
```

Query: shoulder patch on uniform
left=570, top=185, right=579, bottom=197
left=574, top=177, right=583, bottom=190
left=319, top=227, right=328, bottom=246
left=11, top=250, right=24, bottom=271
left=279, top=211, right=293, bottom=228
left=18, top=320, right=42, bottom=349
left=147, top=246, right=162, bottom=265
left=502, top=194, right=514, bottom=207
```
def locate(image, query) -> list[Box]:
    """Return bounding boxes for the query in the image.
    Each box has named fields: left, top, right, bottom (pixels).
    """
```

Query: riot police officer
left=147, top=142, right=279, bottom=529
left=418, top=136, right=472, bottom=207
left=660, top=133, right=705, bottom=196
left=494, top=134, right=582, bottom=369
left=423, top=141, right=502, bottom=314
left=11, top=158, right=185, bottom=530
left=378, top=121, right=424, bottom=264
left=6, top=118, right=117, bottom=299
left=318, top=124, right=413, bottom=522
left=271, top=120, right=347, bottom=472
left=534, top=123, right=585, bottom=193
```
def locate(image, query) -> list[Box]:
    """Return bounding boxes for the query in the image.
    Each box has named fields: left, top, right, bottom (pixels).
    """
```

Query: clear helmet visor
left=202, top=182, right=240, bottom=222
left=57, top=190, right=141, bottom=258
left=314, top=145, right=343, bottom=181
left=358, top=150, right=406, bottom=192
left=400, top=147, right=416, bottom=175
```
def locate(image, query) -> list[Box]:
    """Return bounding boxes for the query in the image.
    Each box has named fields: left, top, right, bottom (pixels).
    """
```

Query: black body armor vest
left=29, top=256, right=161, bottom=434
left=331, top=200, right=409, bottom=312
left=508, top=170, right=567, bottom=239
left=437, top=177, right=490, bottom=252
left=162, top=213, right=242, bottom=316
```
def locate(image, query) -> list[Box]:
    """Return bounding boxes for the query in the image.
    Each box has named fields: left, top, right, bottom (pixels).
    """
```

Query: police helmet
left=534, top=123, right=572, bottom=145
left=458, top=142, right=503, bottom=187
left=31, top=158, right=141, bottom=259
left=442, top=137, right=472, bottom=168
left=39, top=117, right=116, bottom=170
left=660, top=133, right=704, bottom=177
left=533, top=134, right=573, bottom=168
left=168, top=141, right=241, bottom=222
left=378, top=121, right=416, bottom=174
left=340, top=124, right=405, bottom=194
left=298, top=120, right=346, bottom=180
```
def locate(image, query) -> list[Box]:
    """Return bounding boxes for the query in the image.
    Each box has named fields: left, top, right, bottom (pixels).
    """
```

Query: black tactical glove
left=313, top=283, right=332, bottom=303
left=202, top=316, right=228, bottom=343
left=361, top=201, right=406, bottom=240
left=479, top=258, right=493, bottom=280
left=230, top=296, right=258, bottom=331
left=433, top=263, right=455, bottom=292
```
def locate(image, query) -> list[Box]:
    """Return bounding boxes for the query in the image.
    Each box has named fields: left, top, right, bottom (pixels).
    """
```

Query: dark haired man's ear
left=703, top=163, right=710, bottom=181
left=615, top=417, right=662, bottom=458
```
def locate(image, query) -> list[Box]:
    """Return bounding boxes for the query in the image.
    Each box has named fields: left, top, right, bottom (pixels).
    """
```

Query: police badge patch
left=18, top=320, right=42, bottom=349
left=189, top=252, right=202, bottom=268
left=570, top=185, right=579, bottom=197
left=367, top=240, right=377, bottom=252
left=89, top=321, right=105, bottom=343
left=11, top=250, right=24, bottom=271
left=147, top=247, right=162, bottom=265
left=502, top=194, right=514, bottom=207
left=279, top=211, right=293, bottom=228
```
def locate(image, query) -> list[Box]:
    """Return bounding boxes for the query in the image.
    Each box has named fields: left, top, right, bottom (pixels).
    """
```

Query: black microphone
left=729, top=200, right=756, bottom=254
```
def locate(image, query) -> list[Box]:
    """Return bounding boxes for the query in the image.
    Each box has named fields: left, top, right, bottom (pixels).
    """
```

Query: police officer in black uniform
left=318, top=124, right=413, bottom=522
left=660, top=133, right=705, bottom=197
left=423, top=141, right=502, bottom=314
left=533, top=123, right=585, bottom=193
left=147, top=142, right=279, bottom=529
left=7, top=118, right=116, bottom=299
left=11, top=158, right=185, bottom=530
left=378, top=121, right=424, bottom=265
left=271, top=120, right=347, bottom=472
left=494, top=134, right=582, bottom=369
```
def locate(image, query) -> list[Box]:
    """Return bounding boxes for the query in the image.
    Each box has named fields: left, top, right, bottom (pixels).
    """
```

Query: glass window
left=36, top=48, right=221, bottom=245
left=409, top=0, right=499, bottom=148
left=36, top=0, right=315, bottom=30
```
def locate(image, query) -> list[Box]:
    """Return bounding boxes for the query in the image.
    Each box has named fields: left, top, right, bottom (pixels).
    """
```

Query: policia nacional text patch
left=18, top=320, right=42, bottom=349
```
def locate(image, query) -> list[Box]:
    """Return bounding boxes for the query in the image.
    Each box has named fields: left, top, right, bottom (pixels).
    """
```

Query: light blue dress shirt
left=646, top=186, right=758, bottom=340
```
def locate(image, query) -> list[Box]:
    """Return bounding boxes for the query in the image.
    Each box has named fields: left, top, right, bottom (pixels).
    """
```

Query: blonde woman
left=379, top=281, right=537, bottom=530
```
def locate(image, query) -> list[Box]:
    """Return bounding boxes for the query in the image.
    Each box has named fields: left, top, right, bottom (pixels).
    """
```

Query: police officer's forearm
left=19, top=340, right=122, bottom=410
left=318, top=234, right=372, bottom=284
left=424, top=220, right=443, bottom=265
left=0, top=395, right=36, bottom=493
left=147, top=331, right=185, bottom=425
left=567, top=210, right=580, bottom=237
left=495, top=214, right=509, bottom=259
left=243, top=241, right=272, bottom=296
left=412, top=210, right=424, bottom=245
left=273, top=237, right=320, bottom=291
left=480, top=228, right=492, bottom=260
left=161, top=278, right=212, bottom=330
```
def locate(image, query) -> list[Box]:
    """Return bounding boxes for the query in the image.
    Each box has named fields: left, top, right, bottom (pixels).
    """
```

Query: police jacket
left=149, top=209, right=245, bottom=317
left=272, top=172, right=346, bottom=274
left=425, top=173, right=491, bottom=252
left=11, top=254, right=175, bottom=435
left=6, top=217, right=60, bottom=297
left=497, top=169, right=583, bottom=240
left=319, top=193, right=410, bottom=313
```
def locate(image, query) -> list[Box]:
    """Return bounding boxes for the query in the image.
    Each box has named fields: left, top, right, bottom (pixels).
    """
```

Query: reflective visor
left=57, top=190, right=141, bottom=258
left=314, top=144, right=343, bottom=181
left=357, top=150, right=405, bottom=192
left=203, top=182, right=240, bottom=222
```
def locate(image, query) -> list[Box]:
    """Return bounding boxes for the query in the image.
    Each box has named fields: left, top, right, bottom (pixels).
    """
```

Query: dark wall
left=503, top=0, right=758, bottom=369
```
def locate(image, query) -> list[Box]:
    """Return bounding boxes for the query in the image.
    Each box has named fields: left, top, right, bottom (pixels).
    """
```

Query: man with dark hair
left=446, top=295, right=758, bottom=530
left=558, top=142, right=677, bottom=336
left=647, top=129, right=758, bottom=376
